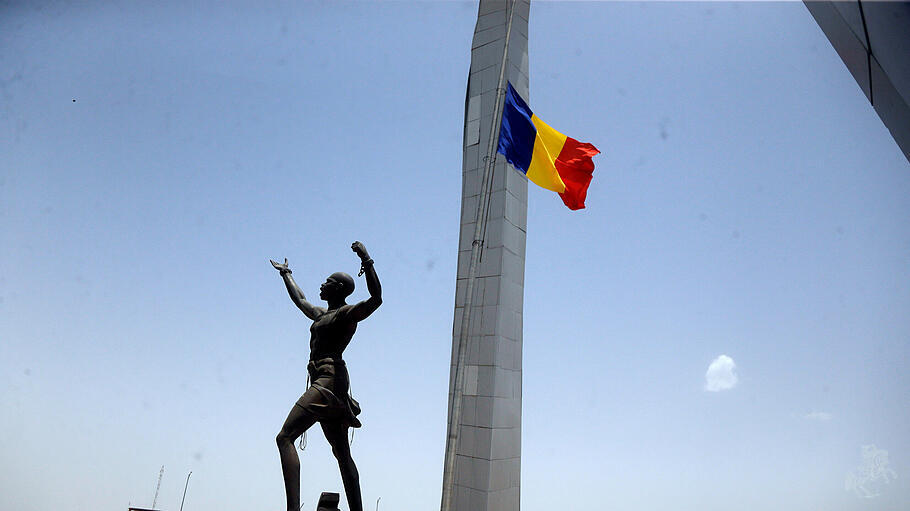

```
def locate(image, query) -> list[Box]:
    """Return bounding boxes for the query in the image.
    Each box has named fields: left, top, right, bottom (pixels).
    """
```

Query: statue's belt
left=308, top=357, right=345, bottom=369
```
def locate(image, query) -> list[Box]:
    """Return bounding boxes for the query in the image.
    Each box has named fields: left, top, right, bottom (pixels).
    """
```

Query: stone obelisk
left=441, top=2, right=529, bottom=511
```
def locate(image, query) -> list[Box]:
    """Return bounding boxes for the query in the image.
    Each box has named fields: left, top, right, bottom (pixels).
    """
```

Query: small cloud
left=804, top=411, right=833, bottom=421
left=704, top=354, right=738, bottom=392
left=846, top=444, right=897, bottom=498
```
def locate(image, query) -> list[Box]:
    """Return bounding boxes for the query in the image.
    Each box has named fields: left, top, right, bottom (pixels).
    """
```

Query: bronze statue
left=271, top=241, right=382, bottom=511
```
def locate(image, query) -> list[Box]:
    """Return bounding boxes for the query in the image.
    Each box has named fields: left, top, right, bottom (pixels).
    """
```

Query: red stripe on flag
left=555, top=137, right=600, bottom=210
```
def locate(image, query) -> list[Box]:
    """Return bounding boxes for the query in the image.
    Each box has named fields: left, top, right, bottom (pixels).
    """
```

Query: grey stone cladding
left=445, top=2, right=530, bottom=510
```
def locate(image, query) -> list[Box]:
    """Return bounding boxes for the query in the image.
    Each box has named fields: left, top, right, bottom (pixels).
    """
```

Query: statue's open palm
left=270, top=258, right=289, bottom=273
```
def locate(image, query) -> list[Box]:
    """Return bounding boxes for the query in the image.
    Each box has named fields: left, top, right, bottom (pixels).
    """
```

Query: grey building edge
left=804, top=1, right=910, bottom=162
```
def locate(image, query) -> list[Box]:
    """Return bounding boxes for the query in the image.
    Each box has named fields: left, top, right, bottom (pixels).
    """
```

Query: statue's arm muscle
left=349, top=263, right=382, bottom=322
left=282, top=273, right=322, bottom=320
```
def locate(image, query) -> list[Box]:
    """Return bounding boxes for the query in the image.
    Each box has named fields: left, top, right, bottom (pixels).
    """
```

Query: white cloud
left=704, top=354, right=738, bottom=392
left=846, top=445, right=897, bottom=498
left=804, top=411, right=833, bottom=421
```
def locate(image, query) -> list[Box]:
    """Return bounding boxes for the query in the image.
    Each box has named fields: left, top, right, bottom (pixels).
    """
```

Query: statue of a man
left=270, top=241, right=382, bottom=511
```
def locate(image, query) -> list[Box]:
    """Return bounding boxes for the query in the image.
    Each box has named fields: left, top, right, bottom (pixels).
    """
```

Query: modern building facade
left=804, top=1, right=910, bottom=162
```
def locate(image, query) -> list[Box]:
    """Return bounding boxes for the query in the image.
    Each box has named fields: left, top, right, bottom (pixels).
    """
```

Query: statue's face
left=319, top=277, right=342, bottom=301
left=320, top=272, right=353, bottom=301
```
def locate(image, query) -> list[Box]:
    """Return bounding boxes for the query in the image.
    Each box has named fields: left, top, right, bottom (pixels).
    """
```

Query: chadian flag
left=496, top=82, right=600, bottom=210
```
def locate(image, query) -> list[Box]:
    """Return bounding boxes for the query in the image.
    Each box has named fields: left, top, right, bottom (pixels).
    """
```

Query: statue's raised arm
left=348, top=241, right=382, bottom=322
left=270, top=257, right=324, bottom=320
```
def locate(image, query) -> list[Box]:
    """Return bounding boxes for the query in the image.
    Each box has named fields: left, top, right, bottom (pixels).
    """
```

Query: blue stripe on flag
left=496, top=82, right=536, bottom=173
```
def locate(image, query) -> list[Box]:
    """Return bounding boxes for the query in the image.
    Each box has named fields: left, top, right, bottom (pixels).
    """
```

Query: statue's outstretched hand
left=351, top=241, right=369, bottom=260
left=270, top=258, right=291, bottom=274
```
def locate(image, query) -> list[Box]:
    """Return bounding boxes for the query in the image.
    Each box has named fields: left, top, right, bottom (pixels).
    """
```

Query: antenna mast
left=152, top=465, right=164, bottom=509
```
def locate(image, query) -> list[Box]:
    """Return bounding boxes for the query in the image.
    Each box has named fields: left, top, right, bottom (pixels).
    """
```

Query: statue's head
left=320, top=272, right=355, bottom=301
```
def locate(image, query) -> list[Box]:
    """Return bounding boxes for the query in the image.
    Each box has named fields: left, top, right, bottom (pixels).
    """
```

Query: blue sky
left=1, top=2, right=909, bottom=510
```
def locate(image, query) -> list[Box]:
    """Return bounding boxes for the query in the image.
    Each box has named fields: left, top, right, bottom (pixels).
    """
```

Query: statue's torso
left=309, top=305, right=356, bottom=360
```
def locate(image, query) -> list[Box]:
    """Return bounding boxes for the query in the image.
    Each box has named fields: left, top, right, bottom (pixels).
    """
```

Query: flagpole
left=179, top=471, right=191, bottom=511
left=441, top=1, right=518, bottom=509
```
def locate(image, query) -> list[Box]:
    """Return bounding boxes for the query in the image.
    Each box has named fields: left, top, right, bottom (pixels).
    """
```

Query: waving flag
left=496, top=82, right=600, bottom=210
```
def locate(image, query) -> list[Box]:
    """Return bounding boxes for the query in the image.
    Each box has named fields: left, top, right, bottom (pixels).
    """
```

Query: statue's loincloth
left=296, top=357, right=361, bottom=428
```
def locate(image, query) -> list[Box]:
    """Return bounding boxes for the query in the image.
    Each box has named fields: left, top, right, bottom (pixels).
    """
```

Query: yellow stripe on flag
left=526, top=114, right=568, bottom=193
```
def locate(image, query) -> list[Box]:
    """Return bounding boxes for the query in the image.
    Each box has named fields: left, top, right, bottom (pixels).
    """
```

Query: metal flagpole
left=179, top=471, right=191, bottom=511
left=441, top=1, right=518, bottom=509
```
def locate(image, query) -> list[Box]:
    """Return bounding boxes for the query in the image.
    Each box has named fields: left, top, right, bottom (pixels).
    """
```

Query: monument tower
left=441, top=1, right=530, bottom=511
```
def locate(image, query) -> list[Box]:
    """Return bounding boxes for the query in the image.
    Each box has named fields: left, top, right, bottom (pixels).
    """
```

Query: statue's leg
left=321, top=422, right=362, bottom=511
left=277, top=405, right=317, bottom=511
